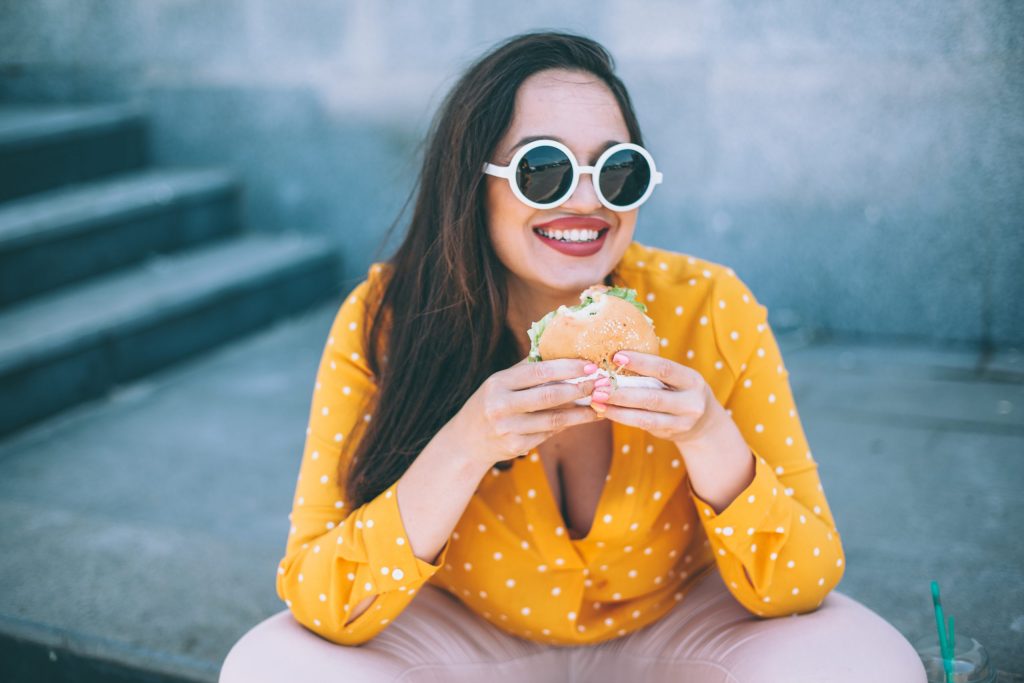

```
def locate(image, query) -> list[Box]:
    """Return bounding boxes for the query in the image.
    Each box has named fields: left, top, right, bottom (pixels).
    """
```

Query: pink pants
left=220, top=565, right=927, bottom=682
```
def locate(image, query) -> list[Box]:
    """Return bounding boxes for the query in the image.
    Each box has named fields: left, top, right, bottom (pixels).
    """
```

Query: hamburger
left=526, top=284, right=668, bottom=412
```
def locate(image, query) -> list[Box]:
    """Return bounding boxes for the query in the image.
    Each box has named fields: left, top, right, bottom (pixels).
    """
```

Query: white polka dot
left=700, top=315, right=708, bottom=326
left=351, top=352, right=360, bottom=361
left=568, top=611, right=577, bottom=620
left=747, top=494, right=756, bottom=503
left=493, top=551, right=503, bottom=560
left=628, top=569, right=638, bottom=578
left=730, top=331, right=740, bottom=341
left=506, top=578, right=516, bottom=588
left=813, top=547, right=821, bottom=556
left=814, top=505, right=822, bottom=515
left=751, top=544, right=758, bottom=552
left=319, top=475, right=329, bottom=484
left=551, top=586, right=560, bottom=596
left=776, top=465, right=785, bottom=474
left=688, top=278, right=697, bottom=286
left=755, top=424, right=764, bottom=433
left=521, top=607, right=531, bottom=616
left=722, top=526, right=734, bottom=536
left=342, top=386, right=351, bottom=395
left=298, top=573, right=304, bottom=582
left=768, top=393, right=776, bottom=403
left=702, top=269, right=711, bottom=278
left=787, top=560, right=795, bottom=568
left=675, top=305, right=684, bottom=315
left=348, top=321, right=357, bottom=330
left=366, top=519, right=374, bottom=528
left=646, top=292, right=655, bottom=302
left=478, top=524, right=487, bottom=532
left=714, top=360, right=723, bottom=370
left=743, top=379, right=752, bottom=388
left=660, top=337, right=669, bottom=347
left=603, top=514, right=613, bottom=523
left=321, top=406, right=329, bottom=416
left=836, top=558, right=843, bottom=567
left=622, top=444, right=630, bottom=454
left=770, top=552, right=778, bottom=560
left=625, top=485, right=635, bottom=495
left=792, top=587, right=800, bottom=595
left=653, top=491, right=662, bottom=501
left=527, top=488, right=536, bottom=498
left=818, top=577, right=825, bottom=586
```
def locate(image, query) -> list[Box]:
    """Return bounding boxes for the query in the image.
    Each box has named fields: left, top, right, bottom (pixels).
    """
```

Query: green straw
left=931, top=581, right=955, bottom=682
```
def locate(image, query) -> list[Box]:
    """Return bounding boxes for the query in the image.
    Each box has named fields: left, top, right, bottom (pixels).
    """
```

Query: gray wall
left=1, top=1, right=1021, bottom=346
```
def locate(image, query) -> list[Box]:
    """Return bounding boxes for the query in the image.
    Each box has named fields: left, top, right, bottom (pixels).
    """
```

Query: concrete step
left=0, top=319, right=1019, bottom=681
left=0, top=167, right=242, bottom=307
left=0, top=103, right=148, bottom=202
left=0, top=232, right=340, bottom=438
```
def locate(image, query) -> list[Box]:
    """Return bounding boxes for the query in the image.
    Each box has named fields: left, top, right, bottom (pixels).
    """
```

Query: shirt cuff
left=687, top=449, right=789, bottom=548
left=354, top=482, right=453, bottom=588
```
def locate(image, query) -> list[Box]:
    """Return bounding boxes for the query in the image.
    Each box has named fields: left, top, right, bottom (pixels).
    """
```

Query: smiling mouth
left=532, top=227, right=610, bottom=243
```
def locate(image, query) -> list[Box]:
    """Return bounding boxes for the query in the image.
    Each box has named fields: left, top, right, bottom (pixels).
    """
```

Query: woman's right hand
left=445, top=358, right=604, bottom=469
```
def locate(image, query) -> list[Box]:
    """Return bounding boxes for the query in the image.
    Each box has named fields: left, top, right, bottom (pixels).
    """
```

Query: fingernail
left=613, top=352, right=629, bottom=366
left=592, top=391, right=610, bottom=402
left=583, top=363, right=598, bottom=374
left=594, top=377, right=611, bottom=388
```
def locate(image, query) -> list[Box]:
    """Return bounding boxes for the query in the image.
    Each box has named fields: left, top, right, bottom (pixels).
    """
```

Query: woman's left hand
left=592, top=350, right=724, bottom=448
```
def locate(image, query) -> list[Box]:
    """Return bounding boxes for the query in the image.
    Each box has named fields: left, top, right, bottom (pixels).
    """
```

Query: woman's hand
left=444, top=358, right=602, bottom=469
left=592, top=350, right=722, bottom=448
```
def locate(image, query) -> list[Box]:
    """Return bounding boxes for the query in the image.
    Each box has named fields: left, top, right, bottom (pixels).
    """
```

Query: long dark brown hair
left=340, top=30, right=647, bottom=510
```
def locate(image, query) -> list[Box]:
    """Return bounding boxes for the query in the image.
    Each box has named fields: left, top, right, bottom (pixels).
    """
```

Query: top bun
left=528, top=284, right=659, bottom=376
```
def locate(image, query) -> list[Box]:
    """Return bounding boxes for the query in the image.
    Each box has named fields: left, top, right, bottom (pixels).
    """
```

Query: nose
left=559, top=167, right=603, bottom=212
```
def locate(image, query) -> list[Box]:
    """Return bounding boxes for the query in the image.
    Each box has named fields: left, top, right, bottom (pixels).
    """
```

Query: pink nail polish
left=593, top=391, right=610, bottom=402
left=594, top=377, right=611, bottom=388
left=613, top=352, right=629, bottom=366
left=584, top=363, right=598, bottom=374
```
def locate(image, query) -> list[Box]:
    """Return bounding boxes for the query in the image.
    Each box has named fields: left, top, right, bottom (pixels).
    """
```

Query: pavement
left=0, top=299, right=1021, bottom=682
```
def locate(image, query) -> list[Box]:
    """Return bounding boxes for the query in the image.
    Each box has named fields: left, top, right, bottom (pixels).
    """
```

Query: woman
left=221, top=31, right=926, bottom=682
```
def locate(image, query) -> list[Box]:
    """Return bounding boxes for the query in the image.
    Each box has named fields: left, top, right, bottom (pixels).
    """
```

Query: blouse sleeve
left=686, top=268, right=846, bottom=617
left=274, top=271, right=453, bottom=645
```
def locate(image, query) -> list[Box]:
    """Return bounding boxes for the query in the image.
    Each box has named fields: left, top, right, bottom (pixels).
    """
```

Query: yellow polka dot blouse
left=276, top=240, right=846, bottom=646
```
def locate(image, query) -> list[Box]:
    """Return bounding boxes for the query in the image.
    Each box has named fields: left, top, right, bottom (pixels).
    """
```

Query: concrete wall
left=1, top=1, right=1021, bottom=346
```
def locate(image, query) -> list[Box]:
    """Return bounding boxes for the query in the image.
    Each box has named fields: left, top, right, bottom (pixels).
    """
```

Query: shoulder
left=615, top=240, right=741, bottom=304
left=616, top=241, right=767, bottom=373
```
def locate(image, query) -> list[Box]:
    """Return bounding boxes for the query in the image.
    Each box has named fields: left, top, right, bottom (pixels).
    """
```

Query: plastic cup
left=913, top=634, right=996, bottom=683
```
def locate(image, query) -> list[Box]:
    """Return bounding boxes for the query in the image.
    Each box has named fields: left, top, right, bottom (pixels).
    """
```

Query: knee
left=219, top=610, right=296, bottom=683
left=727, top=593, right=926, bottom=683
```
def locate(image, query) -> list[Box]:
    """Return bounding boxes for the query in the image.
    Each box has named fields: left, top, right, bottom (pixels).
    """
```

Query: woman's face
left=485, top=68, right=638, bottom=304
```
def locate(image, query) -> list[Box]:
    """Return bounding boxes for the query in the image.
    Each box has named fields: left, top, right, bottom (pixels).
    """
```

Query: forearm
left=397, top=426, right=492, bottom=565
left=676, top=400, right=756, bottom=514
left=347, top=430, right=490, bottom=625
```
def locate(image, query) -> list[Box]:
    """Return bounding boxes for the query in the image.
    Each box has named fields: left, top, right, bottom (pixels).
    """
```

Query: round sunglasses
left=482, top=139, right=663, bottom=212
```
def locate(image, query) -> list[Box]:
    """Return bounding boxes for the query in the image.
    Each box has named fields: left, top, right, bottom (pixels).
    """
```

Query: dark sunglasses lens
left=516, top=145, right=574, bottom=204
left=599, top=149, right=651, bottom=207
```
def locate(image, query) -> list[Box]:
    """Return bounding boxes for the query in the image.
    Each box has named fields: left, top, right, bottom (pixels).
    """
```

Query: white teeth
left=537, top=227, right=602, bottom=242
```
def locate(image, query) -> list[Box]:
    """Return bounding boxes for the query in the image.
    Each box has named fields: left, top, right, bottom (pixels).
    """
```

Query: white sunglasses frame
left=482, top=138, right=664, bottom=212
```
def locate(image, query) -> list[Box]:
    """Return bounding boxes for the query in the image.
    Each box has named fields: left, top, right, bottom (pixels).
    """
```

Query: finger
left=598, top=404, right=676, bottom=433
left=596, top=386, right=692, bottom=414
left=512, top=406, right=604, bottom=435
left=504, top=358, right=595, bottom=391
left=509, top=379, right=597, bottom=413
left=611, top=351, right=701, bottom=391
